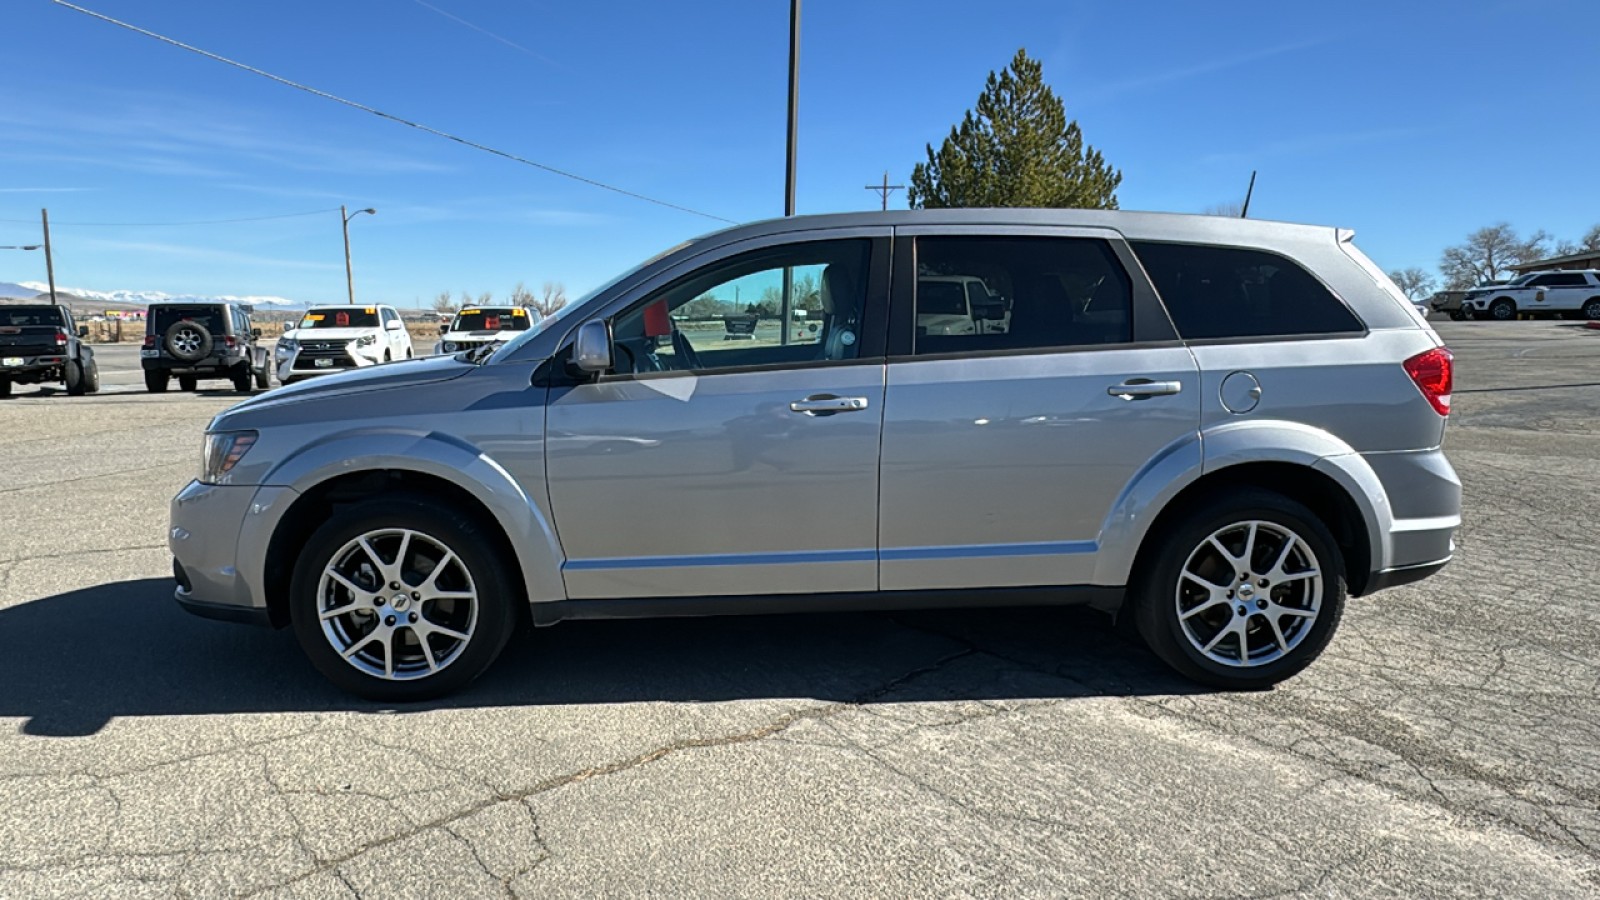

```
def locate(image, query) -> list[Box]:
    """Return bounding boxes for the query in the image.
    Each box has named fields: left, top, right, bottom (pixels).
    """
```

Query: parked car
left=436, top=306, right=536, bottom=355
left=274, top=304, right=413, bottom=385
left=1427, top=290, right=1471, bottom=321
left=916, top=275, right=1009, bottom=336
left=170, top=209, right=1461, bottom=700
left=0, top=304, right=98, bottom=397
left=1462, top=270, right=1600, bottom=320
left=142, top=302, right=271, bottom=393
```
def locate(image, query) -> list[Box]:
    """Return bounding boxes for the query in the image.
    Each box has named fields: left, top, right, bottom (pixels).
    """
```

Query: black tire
left=231, top=365, right=252, bottom=393
left=0, top=377, right=10, bottom=398
left=1584, top=298, right=1600, bottom=320
left=164, top=320, right=214, bottom=362
left=1447, top=310, right=1466, bottom=321
left=384, top=350, right=392, bottom=363
left=255, top=365, right=271, bottom=390
left=83, top=361, right=100, bottom=394
left=144, top=370, right=170, bottom=393
left=288, top=495, right=520, bottom=701
left=1489, top=298, right=1516, bottom=321
left=178, top=375, right=198, bottom=392
left=64, top=359, right=85, bottom=395
left=1133, top=488, right=1346, bottom=690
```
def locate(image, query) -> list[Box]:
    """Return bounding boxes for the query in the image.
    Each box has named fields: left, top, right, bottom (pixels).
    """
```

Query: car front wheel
left=1134, top=489, right=1345, bottom=690
left=1489, top=298, right=1516, bottom=320
left=1583, top=298, right=1600, bottom=320
left=288, top=495, right=520, bottom=701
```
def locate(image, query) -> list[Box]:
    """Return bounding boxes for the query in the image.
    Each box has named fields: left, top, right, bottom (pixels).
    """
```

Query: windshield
left=300, top=307, right=379, bottom=329
left=489, top=239, right=700, bottom=362
left=452, top=308, right=531, bottom=332
left=0, top=307, right=65, bottom=327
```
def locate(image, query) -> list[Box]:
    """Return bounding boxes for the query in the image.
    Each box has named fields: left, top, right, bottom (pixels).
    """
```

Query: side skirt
left=529, top=585, right=1126, bottom=627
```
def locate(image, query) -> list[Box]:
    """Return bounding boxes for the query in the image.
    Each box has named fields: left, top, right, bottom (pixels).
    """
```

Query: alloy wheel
left=316, top=528, right=479, bottom=680
left=1174, top=520, right=1322, bottom=668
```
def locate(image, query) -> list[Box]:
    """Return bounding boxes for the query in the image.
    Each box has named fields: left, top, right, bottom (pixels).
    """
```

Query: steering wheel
left=670, top=327, right=703, bottom=371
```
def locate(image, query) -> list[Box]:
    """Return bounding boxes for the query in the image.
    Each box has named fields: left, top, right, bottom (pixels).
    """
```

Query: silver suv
left=169, top=210, right=1461, bottom=700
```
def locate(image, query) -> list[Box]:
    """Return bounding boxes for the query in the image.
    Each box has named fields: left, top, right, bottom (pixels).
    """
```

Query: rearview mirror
left=974, top=303, right=1006, bottom=321
left=572, top=320, right=613, bottom=373
left=385, top=319, right=403, bottom=331
left=77, top=326, right=88, bottom=337
left=251, top=327, right=262, bottom=338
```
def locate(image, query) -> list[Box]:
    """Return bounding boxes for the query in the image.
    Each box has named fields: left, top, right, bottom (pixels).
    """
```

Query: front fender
left=256, top=430, right=566, bottom=607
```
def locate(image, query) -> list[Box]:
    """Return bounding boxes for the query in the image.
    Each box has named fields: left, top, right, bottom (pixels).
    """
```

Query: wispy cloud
left=412, top=0, right=564, bottom=69
left=78, top=237, right=339, bottom=271
left=1078, top=36, right=1338, bottom=103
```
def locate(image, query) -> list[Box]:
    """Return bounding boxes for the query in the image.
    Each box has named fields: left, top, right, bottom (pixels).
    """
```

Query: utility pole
left=784, top=0, right=800, bottom=217
left=341, top=205, right=376, bottom=305
left=41, top=208, right=57, bottom=304
left=864, top=171, right=904, bottom=211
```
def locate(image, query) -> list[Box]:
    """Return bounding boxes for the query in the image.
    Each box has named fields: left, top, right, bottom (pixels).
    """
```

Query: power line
left=50, top=1, right=738, bottom=225
left=0, top=208, right=340, bottom=227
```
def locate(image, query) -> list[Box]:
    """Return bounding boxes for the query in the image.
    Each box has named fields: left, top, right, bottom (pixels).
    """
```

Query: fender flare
left=1091, top=419, right=1393, bottom=586
left=245, top=429, right=566, bottom=608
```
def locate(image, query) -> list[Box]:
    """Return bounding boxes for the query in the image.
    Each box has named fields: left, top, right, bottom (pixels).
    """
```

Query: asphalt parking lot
left=1, top=321, right=1597, bottom=897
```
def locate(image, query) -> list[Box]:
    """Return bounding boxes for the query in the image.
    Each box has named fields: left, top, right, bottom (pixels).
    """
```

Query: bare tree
left=1439, top=224, right=1550, bottom=289
left=509, top=281, right=535, bottom=308
left=1583, top=224, right=1600, bottom=252
left=477, top=291, right=493, bottom=306
left=1203, top=201, right=1244, bottom=217
left=532, top=281, right=568, bottom=318
left=431, top=291, right=457, bottom=313
left=1388, top=267, right=1436, bottom=300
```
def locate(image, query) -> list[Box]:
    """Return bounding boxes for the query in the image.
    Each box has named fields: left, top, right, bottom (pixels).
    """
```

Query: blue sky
left=1, top=0, right=1595, bottom=306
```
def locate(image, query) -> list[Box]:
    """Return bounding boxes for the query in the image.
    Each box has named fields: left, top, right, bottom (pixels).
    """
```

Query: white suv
left=275, top=305, right=414, bottom=384
left=1463, top=270, right=1600, bottom=320
left=436, top=306, right=537, bottom=355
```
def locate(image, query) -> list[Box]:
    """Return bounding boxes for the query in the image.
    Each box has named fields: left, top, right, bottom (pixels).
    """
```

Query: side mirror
left=77, top=326, right=88, bottom=337
left=251, top=327, right=262, bottom=338
left=385, top=319, right=403, bottom=331
left=572, top=320, right=613, bottom=373
left=974, top=303, right=1006, bottom=321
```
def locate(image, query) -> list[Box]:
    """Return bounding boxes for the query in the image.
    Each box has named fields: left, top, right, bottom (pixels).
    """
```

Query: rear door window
left=1131, top=242, right=1364, bottom=340
left=151, top=306, right=226, bottom=335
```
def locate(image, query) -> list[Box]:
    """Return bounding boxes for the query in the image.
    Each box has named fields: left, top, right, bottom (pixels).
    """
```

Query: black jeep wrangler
left=0, top=304, right=100, bottom=398
left=142, top=302, right=271, bottom=393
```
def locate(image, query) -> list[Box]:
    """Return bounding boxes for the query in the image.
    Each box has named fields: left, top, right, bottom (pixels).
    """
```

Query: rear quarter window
left=1131, top=241, right=1364, bottom=341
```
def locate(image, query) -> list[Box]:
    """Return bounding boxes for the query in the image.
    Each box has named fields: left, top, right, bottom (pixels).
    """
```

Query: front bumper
left=276, top=343, right=384, bottom=380
left=170, top=480, right=296, bottom=626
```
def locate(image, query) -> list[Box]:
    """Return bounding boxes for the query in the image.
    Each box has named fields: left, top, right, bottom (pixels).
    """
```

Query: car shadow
left=0, top=579, right=1200, bottom=737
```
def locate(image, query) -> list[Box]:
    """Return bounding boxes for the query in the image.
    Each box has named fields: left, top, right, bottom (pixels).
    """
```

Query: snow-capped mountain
left=11, top=280, right=306, bottom=309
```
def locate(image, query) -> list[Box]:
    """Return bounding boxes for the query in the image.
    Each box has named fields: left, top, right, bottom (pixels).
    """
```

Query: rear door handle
left=790, top=394, right=870, bottom=415
left=1107, top=379, right=1182, bottom=400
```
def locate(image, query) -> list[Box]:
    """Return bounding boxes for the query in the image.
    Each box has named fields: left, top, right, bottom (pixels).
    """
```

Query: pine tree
left=908, top=49, right=1121, bottom=210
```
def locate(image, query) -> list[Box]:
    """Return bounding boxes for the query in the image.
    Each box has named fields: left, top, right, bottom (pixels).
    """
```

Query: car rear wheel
left=1489, top=298, right=1516, bottom=320
left=64, top=359, right=85, bottom=395
left=1583, top=298, right=1600, bottom=320
left=1134, top=489, right=1346, bottom=690
left=288, top=495, right=520, bottom=701
left=82, top=361, right=100, bottom=394
left=231, top=364, right=252, bottom=393
left=144, top=370, right=169, bottom=393
left=1447, top=310, right=1466, bottom=321
left=0, top=377, right=10, bottom=398
left=178, top=375, right=198, bottom=392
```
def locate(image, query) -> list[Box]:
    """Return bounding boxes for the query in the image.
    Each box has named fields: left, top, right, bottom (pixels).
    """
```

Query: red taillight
left=223, top=335, right=237, bottom=348
left=1404, top=347, right=1453, bottom=416
left=143, top=334, right=156, bottom=348
left=55, top=329, right=68, bottom=347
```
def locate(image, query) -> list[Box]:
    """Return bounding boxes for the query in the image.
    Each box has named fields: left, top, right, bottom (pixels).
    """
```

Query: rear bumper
left=1362, top=447, right=1461, bottom=594
left=0, top=355, right=64, bottom=377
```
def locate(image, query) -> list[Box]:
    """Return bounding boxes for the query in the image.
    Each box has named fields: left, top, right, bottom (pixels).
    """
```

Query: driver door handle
left=790, top=395, right=870, bottom=415
left=1107, top=379, right=1182, bottom=400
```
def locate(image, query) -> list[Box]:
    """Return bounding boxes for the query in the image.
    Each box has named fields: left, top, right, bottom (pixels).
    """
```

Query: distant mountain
left=11, top=280, right=307, bottom=310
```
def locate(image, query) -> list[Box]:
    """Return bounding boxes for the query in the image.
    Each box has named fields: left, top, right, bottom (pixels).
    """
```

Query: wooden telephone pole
left=864, top=172, right=904, bottom=211
left=41, top=208, right=57, bottom=303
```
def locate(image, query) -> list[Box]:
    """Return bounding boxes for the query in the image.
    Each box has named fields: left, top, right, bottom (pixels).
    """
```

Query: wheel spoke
left=420, top=618, right=471, bottom=643
left=1266, top=615, right=1290, bottom=653
left=420, top=551, right=458, bottom=593
left=1181, top=596, right=1229, bottom=620
left=325, top=569, right=368, bottom=599
left=410, top=627, right=440, bottom=673
left=382, top=633, right=395, bottom=678
left=357, top=537, right=391, bottom=580
left=1242, top=522, right=1259, bottom=571
left=393, top=531, right=413, bottom=580
left=1207, top=535, right=1241, bottom=566
left=1265, top=537, right=1296, bottom=581
left=1182, top=571, right=1230, bottom=592
left=1202, top=622, right=1234, bottom=653
left=1271, top=602, right=1316, bottom=619
left=342, top=631, right=381, bottom=660
left=1274, top=568, right=1320, bottom=585
left=319, top=598, right=367, bottom=620
left=429, top=590, right=475, bottom=601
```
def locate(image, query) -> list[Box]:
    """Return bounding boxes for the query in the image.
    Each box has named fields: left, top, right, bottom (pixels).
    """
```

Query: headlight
left=355, top=334, right=377, bottom=347
left=201, top=431, right=258, bottom=484
left=275, top=338, right=297, bottom=357
left=440, top=341, right=456, bottom=353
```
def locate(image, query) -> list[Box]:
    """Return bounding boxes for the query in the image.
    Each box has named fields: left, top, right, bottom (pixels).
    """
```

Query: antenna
left=1240, top=170, right=1257, bottom=218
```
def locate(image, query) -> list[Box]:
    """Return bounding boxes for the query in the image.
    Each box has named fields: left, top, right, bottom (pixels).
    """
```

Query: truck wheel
left=1133, top=488, right=1346, bottom=690
left=178, top=375, right=198, bottom=392
left=0, top=377, right=10, bottom=398
left=83, top=361, right=100, bottom=394
left=1489, top=298, right=1516, bottom=321
left=144, top=370, right=170, bottom=393
left=231, top=365, right=252, bottom=393
left=64, top=359, right=86, bottom=396
left=1448, top=310, right=1465, bottom=321
left=1584, top=298, right=1600, bottom=320
left=288, top=495, right=520, bottom=701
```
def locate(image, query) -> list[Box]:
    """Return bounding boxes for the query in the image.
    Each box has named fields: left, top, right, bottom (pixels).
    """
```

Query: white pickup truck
left=1463, top=270, right=1600, bottom=321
